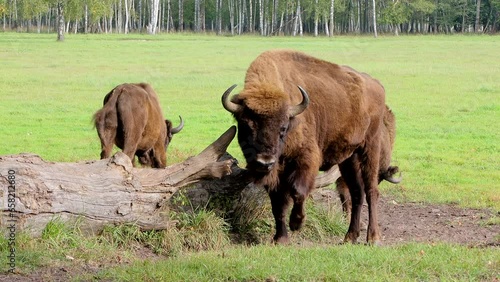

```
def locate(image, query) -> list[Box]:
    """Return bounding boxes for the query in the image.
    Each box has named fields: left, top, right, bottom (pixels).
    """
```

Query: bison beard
left=222, top=50, right=393, bottom=245
left=93, top=83, right=183, bottom=168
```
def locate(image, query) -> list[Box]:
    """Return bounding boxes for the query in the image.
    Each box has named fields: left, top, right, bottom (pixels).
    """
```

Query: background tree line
left=0, top=0, right=498, bottom=38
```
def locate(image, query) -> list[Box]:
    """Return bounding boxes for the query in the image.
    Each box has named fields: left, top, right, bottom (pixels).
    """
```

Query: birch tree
left=124, top=0, right=130, bottom=34
left=179, top=0, right=184, bottom=31
left=373, top=0, right=378, bottom=37
left=216, top=0, right=222, bottom=34
left=57, top=1, right=64, bottom=41
left=259, top=0, right=265, bottom=35
left=148, top=0, right=160, bottom=34
left=475, top=0, right=481, bottom=31
left=329, top=0, right=334, bottom=36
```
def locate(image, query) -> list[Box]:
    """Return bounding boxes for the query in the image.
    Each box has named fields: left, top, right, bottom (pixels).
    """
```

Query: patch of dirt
left=378, top=196, right=499, bottom=247
left=314, top=190, right=500, bottom=247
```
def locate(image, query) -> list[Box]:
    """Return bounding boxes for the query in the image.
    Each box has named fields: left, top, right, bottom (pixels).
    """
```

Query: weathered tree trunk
left=1, top=126, right=341, bottom=237
left=1, top=127, right=237, bottom=236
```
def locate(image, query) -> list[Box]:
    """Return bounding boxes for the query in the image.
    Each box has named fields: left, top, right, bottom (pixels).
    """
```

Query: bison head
left=222, top=84, right=309, bottom=175
left=166, top=115, right=184, bottom=145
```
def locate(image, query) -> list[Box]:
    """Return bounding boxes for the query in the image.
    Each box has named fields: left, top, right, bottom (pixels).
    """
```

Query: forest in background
left=0, top=0, right=499, bottom=39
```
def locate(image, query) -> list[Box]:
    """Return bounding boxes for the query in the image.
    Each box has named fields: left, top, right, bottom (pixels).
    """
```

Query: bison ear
left=288, top=86, right=310, bottom=117
left=221, top=84, right=242, bottom=114
left=165, top=119, right=173, bottom=130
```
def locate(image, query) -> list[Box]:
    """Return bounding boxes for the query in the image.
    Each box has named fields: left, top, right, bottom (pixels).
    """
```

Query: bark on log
left=1, top=126, right=341, bottom=237
left=1, top=127, right=237, bottom=236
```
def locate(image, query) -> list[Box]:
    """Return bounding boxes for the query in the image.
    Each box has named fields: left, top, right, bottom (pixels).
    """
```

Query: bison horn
left=171, top=115, right=184, bottom=134
left=383, top=166, right=403, bottom=184
left=288, top=86, right=310, bottom=117
left=221, top=84, right=242, bottom=114
left=385, top=173, right=403, bottom=184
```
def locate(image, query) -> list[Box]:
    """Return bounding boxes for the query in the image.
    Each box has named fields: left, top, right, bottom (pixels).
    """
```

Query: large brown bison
left=336, top=105, right=401, bottom=220
left=93, top=83, right=183, bottom=168
left=222, top=50, right=390, bottom=245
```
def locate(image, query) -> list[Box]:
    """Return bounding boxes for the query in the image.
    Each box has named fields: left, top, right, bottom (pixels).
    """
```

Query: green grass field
left=0, top=33, right=499, bottom=280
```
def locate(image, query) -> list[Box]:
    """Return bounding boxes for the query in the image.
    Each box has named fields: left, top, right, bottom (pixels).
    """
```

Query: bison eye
left=279, top=126, right=288, bottom=140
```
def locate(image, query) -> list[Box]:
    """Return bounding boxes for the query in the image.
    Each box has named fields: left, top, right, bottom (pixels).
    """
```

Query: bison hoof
left=343, top=233, right=359, bottom=244
left=289, top=214, right=305, bottom=231
left=366, top=240, right=383, bottom=246
left=273, top=236, right=290, bottom=245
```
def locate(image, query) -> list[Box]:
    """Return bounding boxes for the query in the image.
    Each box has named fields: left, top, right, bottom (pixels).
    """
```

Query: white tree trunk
left=179, top=0, right=184, bottom=32
left=372, top=0, right=378, bottom=37
left=148, top=0, right=160, bottom=34
left=124, top=0, right=130, bottom=34
left=329, top=0, right=334, bottom=36
left=259, top=0, right=264, bottom=35
left=167, top=0, right=172, bottom=32
left=293, top=0, right=300, bottom=36
left=314, top=0, right=319, bottom=36
left=57, top=3, right=64, bottom=41
left=84, top=4, right=88, bottom=34
left=229, top=0, right=235, bottom=35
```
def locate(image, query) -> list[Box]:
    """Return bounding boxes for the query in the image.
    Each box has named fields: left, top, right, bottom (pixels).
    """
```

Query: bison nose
left=256, top=156, right=276, bottom=170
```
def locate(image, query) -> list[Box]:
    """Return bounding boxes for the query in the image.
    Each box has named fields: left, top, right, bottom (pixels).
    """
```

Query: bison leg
left=269, top=188, right=290, bottom=244
left=122, top=132, right=141, bottom=167
left=96, top=126, right=116, bottom=160
left=94, top=112, right=116, bottom=160
left=362, top=166, right=382, bottom=245
left=339, top=155, right=364, bottom=244
left=360, top=139, right=383, bottom=245
left=151, top=140, right=167, bottom=168
left=335, top=177, right=352, bottom=220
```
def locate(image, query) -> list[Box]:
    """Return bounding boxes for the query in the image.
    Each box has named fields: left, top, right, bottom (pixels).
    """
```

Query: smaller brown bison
left=93, top=83, right=183, bottom=168
left=336, top=105, right=402, bottom=219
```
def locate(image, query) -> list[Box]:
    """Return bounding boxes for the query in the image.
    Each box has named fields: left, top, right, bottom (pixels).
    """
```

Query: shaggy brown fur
left=222, top=50, right=391, bottom=245
left=336, top=105, right=401, bottom=219
left=93, top=83, right=183, bottom=168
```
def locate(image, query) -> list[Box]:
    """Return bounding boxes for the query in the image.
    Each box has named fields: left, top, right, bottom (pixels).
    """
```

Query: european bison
left=222, top=50, right=389, bottom=244
left=336, top=105, right=401, bottom=220
left=93, top=83, right=183, bottom=168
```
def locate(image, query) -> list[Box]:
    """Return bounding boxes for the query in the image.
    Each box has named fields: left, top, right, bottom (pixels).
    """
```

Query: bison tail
left=92, top=87, right=121, bottom=129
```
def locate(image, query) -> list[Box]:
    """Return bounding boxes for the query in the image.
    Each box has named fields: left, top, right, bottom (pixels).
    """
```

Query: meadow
left=0, top=33, right=499, bottom=280
left=1, top=33, right=498, bottom=210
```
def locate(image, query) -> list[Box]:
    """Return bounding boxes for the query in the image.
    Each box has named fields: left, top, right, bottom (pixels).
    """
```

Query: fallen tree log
left=0, top=126, right=340, bottom=237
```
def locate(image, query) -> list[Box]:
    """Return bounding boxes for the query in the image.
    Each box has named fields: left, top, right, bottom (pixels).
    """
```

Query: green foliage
left=41, top=217, right=82, bottom=250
